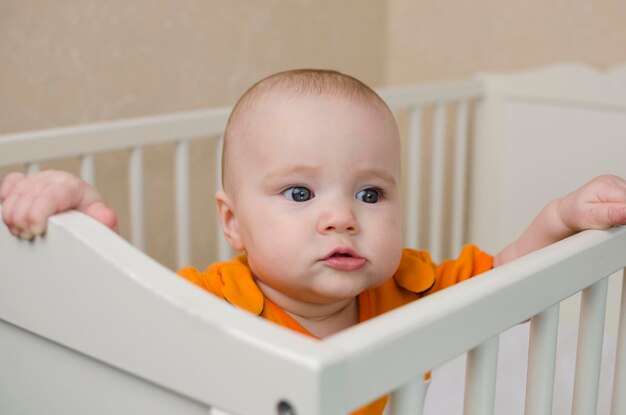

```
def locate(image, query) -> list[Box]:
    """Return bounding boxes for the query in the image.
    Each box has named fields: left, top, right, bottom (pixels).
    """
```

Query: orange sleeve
left=176, top=261, right=265, bottom=315
left=176, top=265, right=222, bottom=296
left=428, top=244, right=493, bottom=295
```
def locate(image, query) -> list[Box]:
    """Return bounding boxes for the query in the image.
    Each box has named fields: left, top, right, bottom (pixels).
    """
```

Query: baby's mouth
left=323, top=249, right=366, bottom=271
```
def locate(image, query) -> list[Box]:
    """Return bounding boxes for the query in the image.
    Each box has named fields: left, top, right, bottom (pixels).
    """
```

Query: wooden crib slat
left=611, top=269, right=626, bottom=415
left=216, top=136, right=232, bottom=262
left=175, top=140, right=191, bottom=269
left=429, top=102, right=446, bottom=262
left=451, top=100, right=469, bottom=255
left=129, top=147, right=145, bottom=251
left=389, top=377, right=426, bottom=415
left=80, top=155, right=95, bottom=185
left=405, top=106, right=422, bottom=249
left=464, top=336, right=499, bottom=415
left=26, top=162, right=39, bottom=174
left=524, top=304, right=559, bottom=415
left=572, top=277, right=609, bottom=415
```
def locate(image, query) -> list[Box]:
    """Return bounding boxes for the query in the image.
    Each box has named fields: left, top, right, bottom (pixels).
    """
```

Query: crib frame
left=2, top=64, right=626, bottom=415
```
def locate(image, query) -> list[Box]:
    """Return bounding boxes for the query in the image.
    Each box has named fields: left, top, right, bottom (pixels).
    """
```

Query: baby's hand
left=0, top=170, right=117, bottom=239
left=557, top=174, right=626, bottom=233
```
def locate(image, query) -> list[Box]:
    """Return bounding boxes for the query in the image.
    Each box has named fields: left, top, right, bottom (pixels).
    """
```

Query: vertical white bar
left=525, top=304, right=559, bottom=415
left=216, top=136, right=232, bottom=262
left=80, top=154, right=95, bottom=185
left=175, top=140, right=191, bottom=269
left=451, top=100, right=469, bottom=255
left=129, top=147, right=144, bottom=251
left=389, top=377, right=427, bottom=415
left=26, top=163, right=40, bottom=174
left=429, top=102, right=446, bottom=261
left=405, top=106, right=422, bottom=249
left=464, top=336, right=499, bottom=415
left=611, top=270, right=626, bottom=415
left=572, top=278, right=609, bottom=415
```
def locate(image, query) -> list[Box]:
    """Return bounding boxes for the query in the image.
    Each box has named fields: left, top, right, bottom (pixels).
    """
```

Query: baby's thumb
left=83, top=202, right=118, bottom=231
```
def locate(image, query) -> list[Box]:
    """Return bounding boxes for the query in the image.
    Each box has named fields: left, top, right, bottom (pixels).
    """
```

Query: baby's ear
left=215, top=190, right=244, bottom=251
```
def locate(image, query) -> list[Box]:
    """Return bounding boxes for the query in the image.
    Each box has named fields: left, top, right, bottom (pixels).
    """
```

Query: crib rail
left=0, top=107, right=231, bottom=168
left=2, top=206, right=626, bottom=415
left=0, top=79, right=484, bottom=267
left=327, top=226, right=626, bottom=415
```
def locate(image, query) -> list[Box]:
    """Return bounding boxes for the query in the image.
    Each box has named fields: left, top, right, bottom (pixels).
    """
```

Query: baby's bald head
left=221, top=69, right=396, bottom=193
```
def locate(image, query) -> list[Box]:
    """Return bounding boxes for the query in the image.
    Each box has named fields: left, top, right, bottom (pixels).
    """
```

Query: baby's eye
left=282, top=186, right=314, bottom=202
left=356, top=188, right=381, bottom=203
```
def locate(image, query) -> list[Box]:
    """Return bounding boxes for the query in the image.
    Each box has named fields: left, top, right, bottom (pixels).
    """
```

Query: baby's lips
left=324, top=246, right=359, bottom=259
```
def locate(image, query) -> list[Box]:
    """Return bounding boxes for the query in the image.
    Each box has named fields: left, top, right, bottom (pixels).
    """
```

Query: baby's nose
left=317, top=202, right=359, bottom=235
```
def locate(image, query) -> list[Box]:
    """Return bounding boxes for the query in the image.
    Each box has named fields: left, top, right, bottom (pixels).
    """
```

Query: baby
left=2, top=69, right=626, bottom=415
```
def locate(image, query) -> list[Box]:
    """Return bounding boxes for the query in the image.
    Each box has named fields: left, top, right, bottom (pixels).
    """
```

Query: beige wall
left=1, top=0, right=386, bottom=133
left=386, top=0, right=626, bottom=83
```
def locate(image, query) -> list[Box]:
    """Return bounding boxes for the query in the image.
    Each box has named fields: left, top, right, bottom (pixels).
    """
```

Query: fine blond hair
left=221, top=69, right=392, bottom=191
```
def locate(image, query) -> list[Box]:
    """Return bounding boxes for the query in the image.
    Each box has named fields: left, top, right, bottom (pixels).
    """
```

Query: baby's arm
left=0, top=170, right=117, bottom=239
left=494, top=174, right=626, bottom=266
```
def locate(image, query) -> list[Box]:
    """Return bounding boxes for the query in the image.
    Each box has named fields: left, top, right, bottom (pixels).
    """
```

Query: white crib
left=1, top=63, right=626, bottom=415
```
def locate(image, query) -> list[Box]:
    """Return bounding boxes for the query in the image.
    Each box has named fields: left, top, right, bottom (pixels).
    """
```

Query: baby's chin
left=307, top=278, right=381, bottom=303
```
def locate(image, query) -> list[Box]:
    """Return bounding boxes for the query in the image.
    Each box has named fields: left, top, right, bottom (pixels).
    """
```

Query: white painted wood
left=175, top=140, right=191, bottom=269
left=80, top=154, right=96, bottom=185
left=378, top=80, right=483, bottom=110
left=26, top=162, right=39, bottom=174
left=572, top=278, right=609, bottom=415
left=325, top=227, right=626, bottom=412
left=405, top=106, right=422, bottom=249
left=612, top=269, right=626, bottom=415
left=469, top=62, right=626, bottom=341
left=470, top=63, right=626, bottom=255
left=0, top=107, right=231, bottom=167
left=479, top=63, right=626, bottom=110
left=215, top=136, right=232, bottom=262
left=451, top=100, right=469, bottom=254
left=0, top=319, right=213, bottom=415
left=524, top=304, right=559, bottom=415
left=0, top=206, right=345, bottom=415
left=2, top=208, right=626, bottom=414
left=429, top=103, right=446, bottom=261
left=129, top=147, right=145, bottom=250
left=389, top=377, right=426, bottom=415
left=464, top=336, right=498, bottom=415
left=0, top=81, right=482, bottom=168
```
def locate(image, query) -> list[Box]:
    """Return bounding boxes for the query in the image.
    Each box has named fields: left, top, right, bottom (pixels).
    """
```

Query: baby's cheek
left=374, top=233, right=403, bottom=272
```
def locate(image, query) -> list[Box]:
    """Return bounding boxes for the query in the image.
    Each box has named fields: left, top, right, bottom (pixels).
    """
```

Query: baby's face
left=227, top=92, right=403, bottom=305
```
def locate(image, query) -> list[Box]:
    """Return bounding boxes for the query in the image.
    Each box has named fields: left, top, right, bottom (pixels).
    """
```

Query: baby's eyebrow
left=262, top=166, right=398, bottom=185
left=357, top=168, right=398, bottom=185
left=262, top=165, right=320, bottom=182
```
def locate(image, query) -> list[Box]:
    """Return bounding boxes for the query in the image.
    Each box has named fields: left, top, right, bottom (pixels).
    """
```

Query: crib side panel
left=324, top=226, right=626, bottom=412
left=0, top=208, right=349, bottom=415
left=0, top=319, right=213, bottom=415
left=470, top=63, right=626, bottom=335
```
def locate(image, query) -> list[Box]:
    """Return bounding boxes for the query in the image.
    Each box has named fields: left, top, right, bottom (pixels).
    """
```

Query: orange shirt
left=177, top=245, right=493, bottom=415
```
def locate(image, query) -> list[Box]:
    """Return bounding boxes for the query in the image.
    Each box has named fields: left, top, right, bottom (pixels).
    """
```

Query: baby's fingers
left=0, top=172, right=26, bottom=203
left=589, top=203, right=626, bottom=228
left=84, top=202, right=118, bottom=230
left=2, top=190, right=37, bottom=238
